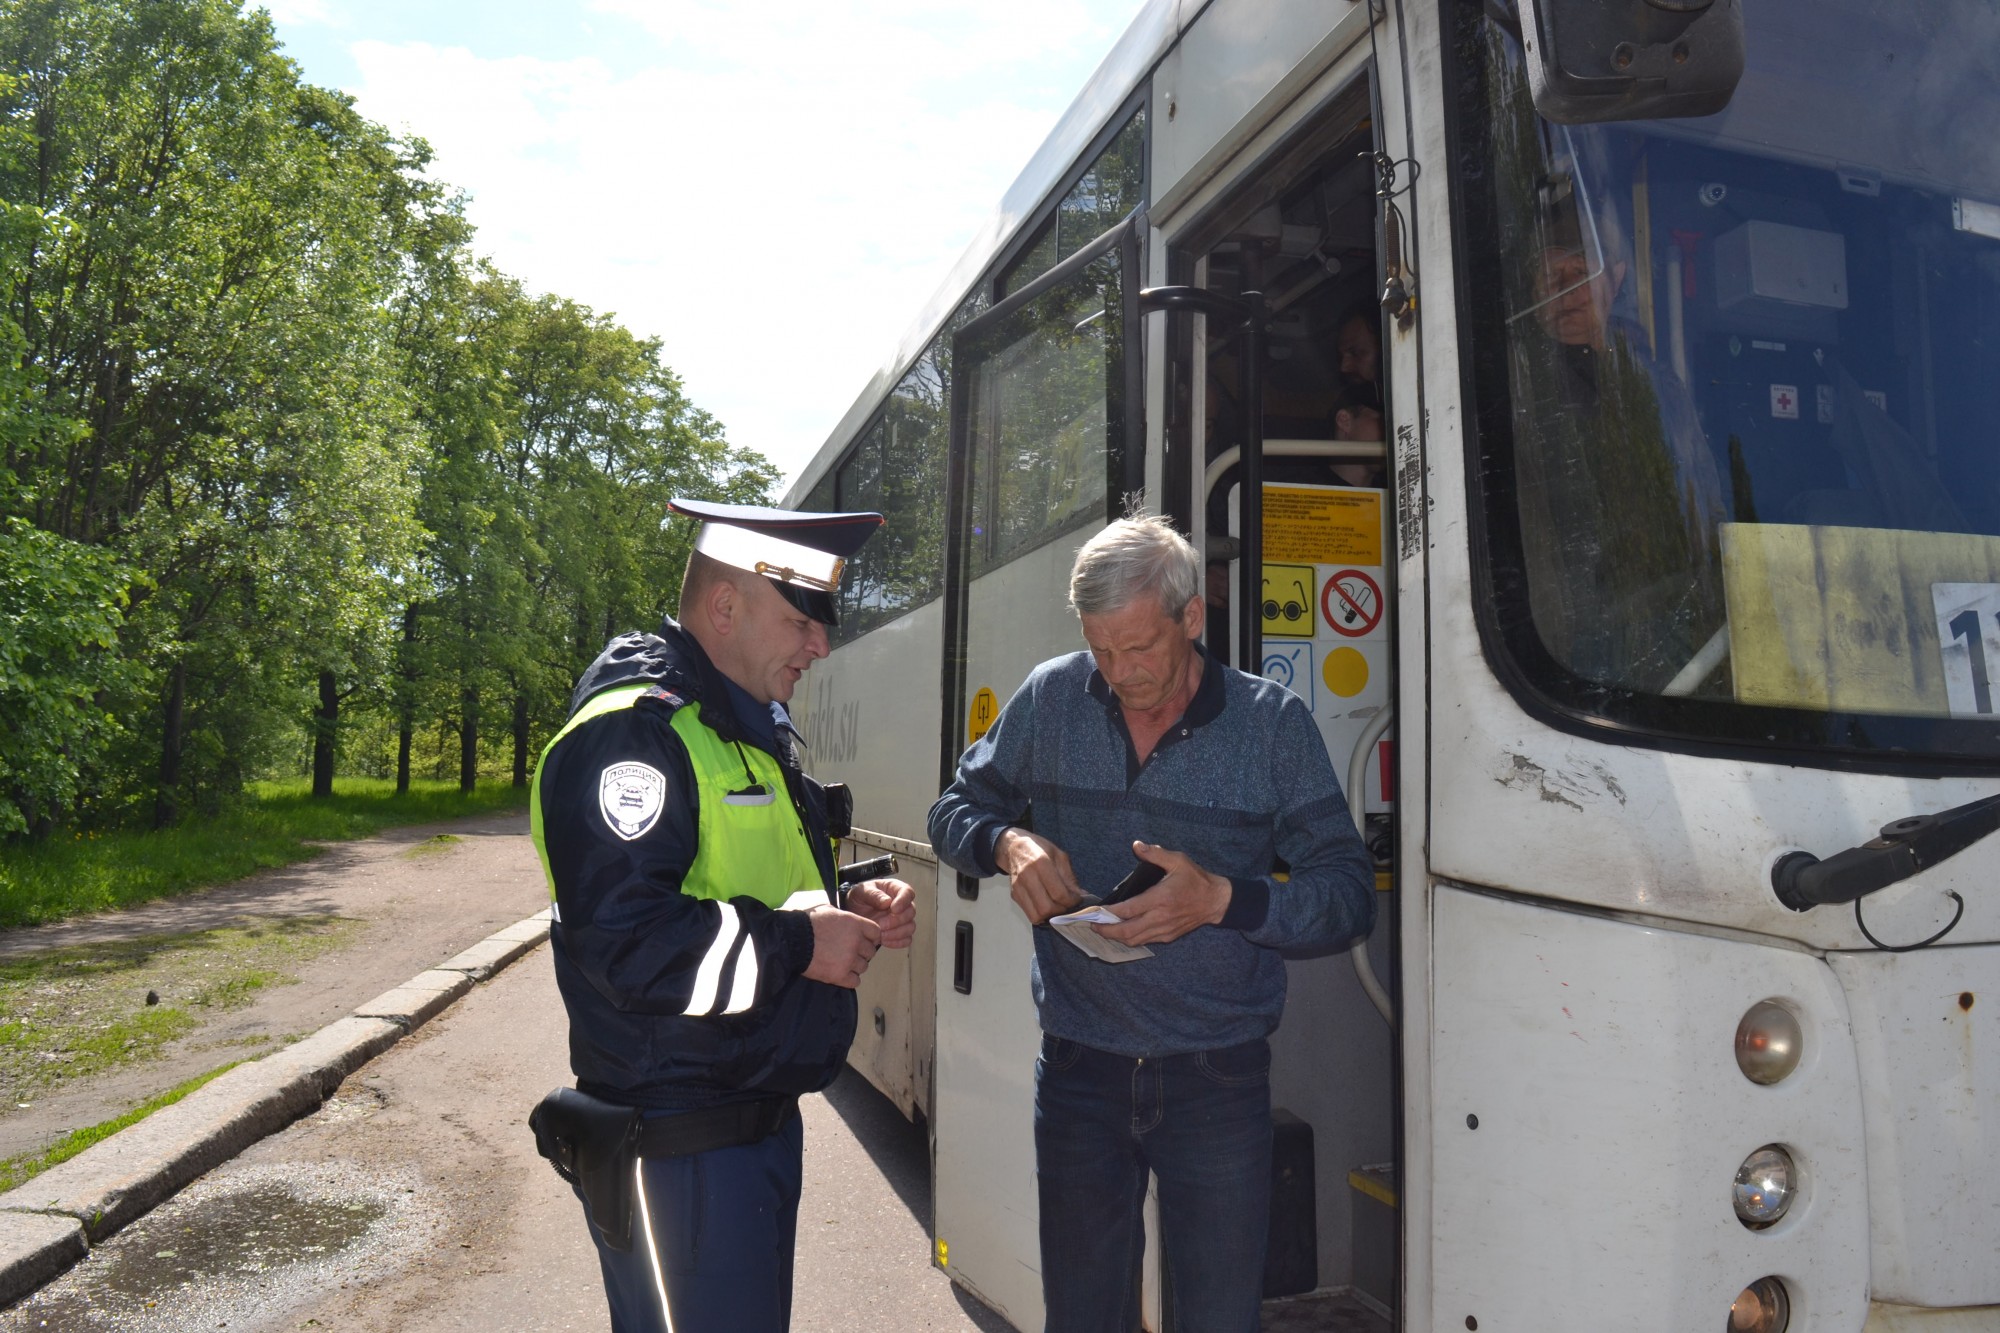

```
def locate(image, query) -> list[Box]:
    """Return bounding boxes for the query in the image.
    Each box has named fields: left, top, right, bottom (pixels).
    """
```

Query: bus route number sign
left=1323, top=569, right=1384, bottom=638
left=968, top=686, right=999, bottom=743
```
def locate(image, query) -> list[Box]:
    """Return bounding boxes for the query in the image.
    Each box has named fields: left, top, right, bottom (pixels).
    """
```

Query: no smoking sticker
left=1321, top=569, right=1384, bottom=638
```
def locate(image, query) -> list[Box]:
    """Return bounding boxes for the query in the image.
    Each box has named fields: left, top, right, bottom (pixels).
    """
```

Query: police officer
left=531, top=498, right=916, bottom=1333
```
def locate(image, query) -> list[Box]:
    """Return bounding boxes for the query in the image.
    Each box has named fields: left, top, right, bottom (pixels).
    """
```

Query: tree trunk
left=311, top=669, right=338, bottom=798
left=396, top=602, right=418, bottom=795
left=154, top=660, right=185, bottom=829
left=511, top=691, right=530, bottom=788
left=459, top=685, right=478, bottom=793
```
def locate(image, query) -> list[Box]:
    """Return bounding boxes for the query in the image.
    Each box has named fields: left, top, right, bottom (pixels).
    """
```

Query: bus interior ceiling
left=1184, top=103, right=1404, bottom=1316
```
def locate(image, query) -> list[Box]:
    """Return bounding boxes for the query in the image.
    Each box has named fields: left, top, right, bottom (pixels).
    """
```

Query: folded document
left=1048, top=903, right=1153, bottom=964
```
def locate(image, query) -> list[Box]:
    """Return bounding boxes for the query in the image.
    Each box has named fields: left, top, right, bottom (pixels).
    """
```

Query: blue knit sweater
left=927, top=646, right=1375, bottom=1056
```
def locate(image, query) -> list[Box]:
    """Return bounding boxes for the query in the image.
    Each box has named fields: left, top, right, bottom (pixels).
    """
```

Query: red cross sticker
left=1771, top=384, right=1799, bottom=420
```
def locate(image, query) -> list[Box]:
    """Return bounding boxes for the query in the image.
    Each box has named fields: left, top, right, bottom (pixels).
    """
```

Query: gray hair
left=1069, top=514, right=1200, bottom=619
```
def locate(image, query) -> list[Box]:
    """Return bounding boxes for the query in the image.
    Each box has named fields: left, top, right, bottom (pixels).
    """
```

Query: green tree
left=0, top=0, right=427, bottom=823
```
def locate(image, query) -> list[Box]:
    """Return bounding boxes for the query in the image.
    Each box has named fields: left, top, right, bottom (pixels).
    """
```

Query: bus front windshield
left=1454, top=0, right=2000, bottom=763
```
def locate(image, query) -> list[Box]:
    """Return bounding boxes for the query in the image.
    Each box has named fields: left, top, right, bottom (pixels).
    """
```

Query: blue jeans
left=1035, top=1034, right=1274, bottom=1333
left=578, top=1114, right=804, bottom=1333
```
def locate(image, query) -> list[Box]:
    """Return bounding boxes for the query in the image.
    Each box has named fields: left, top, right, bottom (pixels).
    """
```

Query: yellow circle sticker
left=968, top=687, right=999, bottom=743
left=1323, top=646, right=1370, bottom=698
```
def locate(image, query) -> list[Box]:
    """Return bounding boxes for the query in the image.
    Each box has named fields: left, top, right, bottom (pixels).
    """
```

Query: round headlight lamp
left=1733, top=1145, right=1797, bottom=1228
left=1727, top=1277, right=1790, bottom=1333
left=1735, top=1000, right=1803, bottom=1085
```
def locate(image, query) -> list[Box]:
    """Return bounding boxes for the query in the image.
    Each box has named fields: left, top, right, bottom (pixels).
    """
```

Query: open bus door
left=932, top=214, right=1146, bottom=1331
left=1155, top=76, right=1405, bottom=1327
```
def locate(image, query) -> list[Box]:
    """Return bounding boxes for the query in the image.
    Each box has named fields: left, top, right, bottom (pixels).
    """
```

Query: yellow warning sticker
left=1263, top=486, right=1382, bottom=565
left=968, top=687, right=999, bottom=743
left=936, top=1238, right=949, bottom=1267
left=1260, top=564, right=1316, bottom=638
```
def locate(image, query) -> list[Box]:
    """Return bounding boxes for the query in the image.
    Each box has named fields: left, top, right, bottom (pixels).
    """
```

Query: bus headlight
left=1735, top=1000, right=1802, bottom=1084
left=1732, top=1146, right=1797, bottom=1228
left=1728, top=1277, right=1790, bottom=1333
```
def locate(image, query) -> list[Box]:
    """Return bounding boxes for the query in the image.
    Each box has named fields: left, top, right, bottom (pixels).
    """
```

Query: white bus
left=785, top=1, right=2000, bottom=1329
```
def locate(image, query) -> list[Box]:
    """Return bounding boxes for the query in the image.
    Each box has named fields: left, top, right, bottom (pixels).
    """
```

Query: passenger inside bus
left=1331, top=385, right=1386, bottom=487
left=1336, top=302, right=1381, bottom=398
left=1508, top=174, right=1729, bottom=690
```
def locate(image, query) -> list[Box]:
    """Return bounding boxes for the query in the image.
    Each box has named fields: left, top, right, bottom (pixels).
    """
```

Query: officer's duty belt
left=635, top=1093, right=800, bottom=1158
left=530, top=1088, right=799, bottom=1252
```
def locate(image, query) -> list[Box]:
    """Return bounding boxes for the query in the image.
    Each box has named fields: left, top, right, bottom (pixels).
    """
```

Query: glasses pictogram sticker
left=1260, top=563, right=1317, bottom=638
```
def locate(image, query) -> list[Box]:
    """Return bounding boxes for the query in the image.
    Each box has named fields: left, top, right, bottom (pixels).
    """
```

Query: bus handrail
left=1347, top=705, right=1396, bottom=1029
left=1203, top=440, right=1387, bottom=503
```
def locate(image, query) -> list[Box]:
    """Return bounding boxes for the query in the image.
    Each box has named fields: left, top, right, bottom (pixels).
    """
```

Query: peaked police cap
left=667, top=498, right=883, bottom=626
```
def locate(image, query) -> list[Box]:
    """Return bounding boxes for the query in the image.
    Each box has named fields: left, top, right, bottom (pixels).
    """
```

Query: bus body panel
left=794, top=600, right=947, bottom=1119
left=1422, top=646, right=2000, bottom=951
left=1147, top=0, right=1372, bottom=219
left=1830, top=945, right=2000, bottom=1306
left=1431, top=885, right=1872, bottom=1331
left=793, top=597, right=945, bottom=843
left=838, top=836, right=938, bottom=1119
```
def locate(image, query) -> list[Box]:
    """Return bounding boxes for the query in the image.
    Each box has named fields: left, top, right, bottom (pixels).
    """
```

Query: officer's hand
left=846, top=879, right=916, bottom=949
left=804, top=906, right=883, bottom=989
left=1094, top=841, right=1231, bottom=947
left=995, top=827, right=1082, bottom=925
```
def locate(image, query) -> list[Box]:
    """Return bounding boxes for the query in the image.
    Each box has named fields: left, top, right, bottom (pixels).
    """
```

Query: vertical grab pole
left=1137, top=286, right=1267, bottom=671
left=1236, top=293, right=1266, bottom=676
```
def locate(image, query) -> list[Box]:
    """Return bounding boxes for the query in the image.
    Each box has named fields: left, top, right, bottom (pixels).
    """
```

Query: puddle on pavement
left=1, top=1164, right=431, bottom=1332
left=95, top=1183, right=384, bottom=1289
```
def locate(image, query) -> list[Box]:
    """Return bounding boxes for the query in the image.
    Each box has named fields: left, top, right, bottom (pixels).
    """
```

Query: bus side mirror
left=1520, top=0, right=1745, bottom=124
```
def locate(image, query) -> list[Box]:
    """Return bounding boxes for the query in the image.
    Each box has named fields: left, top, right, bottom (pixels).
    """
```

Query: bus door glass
left=931, top=215, right=1142, bottom=1329
left=1168, top=85, right=1405, bottom=1320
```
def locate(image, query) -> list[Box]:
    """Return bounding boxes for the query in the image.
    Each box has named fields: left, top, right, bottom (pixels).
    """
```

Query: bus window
left=1455, top=0, right=2000, bottom=763
left=834, top=421, right=887, bottom=633
left=966, top=247, right=1123, bottom=574
left=999, top=110, right=1145, bottom=298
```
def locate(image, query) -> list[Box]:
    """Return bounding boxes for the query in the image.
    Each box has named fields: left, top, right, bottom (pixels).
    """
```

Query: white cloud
left=343, top=1, right=1136, bottom=485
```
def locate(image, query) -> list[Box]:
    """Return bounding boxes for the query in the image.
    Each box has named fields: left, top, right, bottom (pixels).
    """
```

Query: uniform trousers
left=579, top=1113, right=805, bottom=1333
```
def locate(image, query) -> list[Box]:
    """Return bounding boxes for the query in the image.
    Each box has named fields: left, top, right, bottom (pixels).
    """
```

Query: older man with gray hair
left=928, top=514, right=1375, bottom=1333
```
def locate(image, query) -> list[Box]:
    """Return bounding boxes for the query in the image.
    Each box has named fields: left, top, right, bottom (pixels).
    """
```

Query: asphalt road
left=1, top=939, right=1013, bottom=1332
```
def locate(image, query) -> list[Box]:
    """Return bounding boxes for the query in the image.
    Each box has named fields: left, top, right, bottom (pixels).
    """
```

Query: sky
left=261, top=0, right=1149, bottom=490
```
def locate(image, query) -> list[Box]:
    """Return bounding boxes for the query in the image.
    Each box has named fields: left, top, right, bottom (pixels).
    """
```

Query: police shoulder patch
left=598, top=761, right=668, bottom=840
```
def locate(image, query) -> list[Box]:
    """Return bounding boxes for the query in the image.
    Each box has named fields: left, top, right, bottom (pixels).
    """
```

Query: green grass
left=0, top=1062, right=242, bottom=1194
left=403, top=833, right=464, bottom=857
left=0, top=918, right=359, bottom=1100
left=0, top=778, right=527, bottom=930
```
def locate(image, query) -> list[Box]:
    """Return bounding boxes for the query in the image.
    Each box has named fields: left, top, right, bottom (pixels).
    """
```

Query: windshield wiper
left=1772, top=793, right=2000, bottom=911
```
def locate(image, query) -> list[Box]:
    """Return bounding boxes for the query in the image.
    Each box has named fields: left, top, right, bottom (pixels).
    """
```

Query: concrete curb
left=0, top=907, right=552, bottom=1307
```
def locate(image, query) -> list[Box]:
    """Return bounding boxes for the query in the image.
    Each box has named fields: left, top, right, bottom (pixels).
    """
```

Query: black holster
left=529, top=1088, right=804, bottom=1254
left=530, top=1087, right=642, bottom=1251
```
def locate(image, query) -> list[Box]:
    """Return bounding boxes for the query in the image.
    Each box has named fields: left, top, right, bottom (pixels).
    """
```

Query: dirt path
left=0, top=812, right=546, bottom=1164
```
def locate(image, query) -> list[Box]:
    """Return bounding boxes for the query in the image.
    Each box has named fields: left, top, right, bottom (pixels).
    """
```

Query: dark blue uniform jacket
left=539, top=618, right=854, bottom=1110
